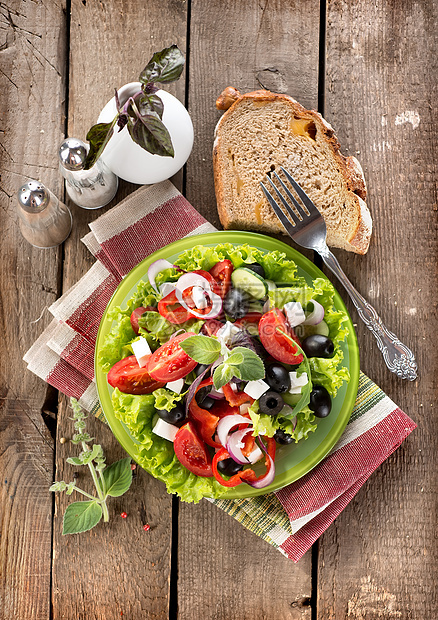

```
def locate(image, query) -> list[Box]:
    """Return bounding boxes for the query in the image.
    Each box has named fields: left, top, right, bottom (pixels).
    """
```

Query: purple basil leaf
left=84, top=121, right=115, bottom=170
left=117, top=113, right=129, bottom=131
left=136, top=93, right=164, bottom=120
left=128, top=114, right=174, bottom=157
left=143, top=83, right=159, bottom=95
left=139, top=45, right=185, bottom=85
left=115, top=88, right=121, bottom=111
left=185, top=365, right=212, bottom=417
left=230, top=329, right=267, bottom=361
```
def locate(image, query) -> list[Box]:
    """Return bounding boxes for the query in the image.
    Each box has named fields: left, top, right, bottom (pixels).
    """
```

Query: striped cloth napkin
left=24, top=180, right=416, bottom=562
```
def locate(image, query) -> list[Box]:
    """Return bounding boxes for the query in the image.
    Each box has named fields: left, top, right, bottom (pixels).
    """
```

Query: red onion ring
left=175, top=285, right=223, bottom=319
left=216, top=414, right=251, bottom=448
left=226, top=428, right=263, bottom=465
left=244, top=436, right=275, bottom=489
left=302, top=299, right=325, bottom=325
left=148, top=259, right=177, bottom=294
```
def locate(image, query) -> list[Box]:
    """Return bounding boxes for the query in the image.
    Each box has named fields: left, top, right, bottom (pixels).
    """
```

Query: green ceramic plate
left=95, top=231, right=360, bottom=499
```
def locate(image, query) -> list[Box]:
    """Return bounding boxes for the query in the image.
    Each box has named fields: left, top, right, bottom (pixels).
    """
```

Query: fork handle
left=319, top=248, right=417, bottom=381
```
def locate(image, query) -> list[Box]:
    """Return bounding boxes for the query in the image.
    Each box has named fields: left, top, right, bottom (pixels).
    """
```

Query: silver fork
left=260, top=167, right=417, bottom=381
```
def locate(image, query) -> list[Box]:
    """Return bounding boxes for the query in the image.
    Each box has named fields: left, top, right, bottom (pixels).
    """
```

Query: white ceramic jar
left=97, top=82, right=194, bottom=185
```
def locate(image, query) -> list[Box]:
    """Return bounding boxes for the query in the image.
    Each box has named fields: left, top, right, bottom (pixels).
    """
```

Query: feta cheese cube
left=192, top=285, right=208, bottom=309
left=284, top=301, right=306, bottom=328
left=244, top=379, right=270, bottom=400
left=152, top=418, right=179, bottom=442
left=131, top=337, right=152, bottom=367
left=288, top=371, right=308, bottom=394
left=166, top=378, right=185, bottom=394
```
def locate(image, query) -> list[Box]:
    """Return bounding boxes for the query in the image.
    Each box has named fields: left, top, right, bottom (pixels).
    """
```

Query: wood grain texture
left=318, top=0, right=438, bottom=617
left=51, top=2, right=188, bottom=619
left=0, top=1, right=67, bottom=618
left=178, top=1, right=320, bottom=618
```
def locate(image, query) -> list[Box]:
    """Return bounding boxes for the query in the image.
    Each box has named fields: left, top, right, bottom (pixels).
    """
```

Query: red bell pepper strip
left=188, top=377, right=221, bottom=448
left=158, top=290, right=194, bottom=324
left=222, top=383, right=254, bottom=408
left=212, top=437, right=276, bottom=487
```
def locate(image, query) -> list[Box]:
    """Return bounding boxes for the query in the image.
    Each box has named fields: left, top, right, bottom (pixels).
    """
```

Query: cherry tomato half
left=130, top=306, right=157, bottom=335
left=201, top=319, right=224, bottom=336
left=258, top=308, right=304, bottom=365
left=234, top=312, right=263, bottom=335
left=107, top=355, right=166, bottom=395
left=147, top=332, right=198, bottom=382
left=173, top=421, right=213, bottom=477
left=209, top=260, right=234, bottom=298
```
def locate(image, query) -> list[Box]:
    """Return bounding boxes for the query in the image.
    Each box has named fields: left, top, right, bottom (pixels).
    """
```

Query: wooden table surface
left=1, top=1, right=437, bottom=618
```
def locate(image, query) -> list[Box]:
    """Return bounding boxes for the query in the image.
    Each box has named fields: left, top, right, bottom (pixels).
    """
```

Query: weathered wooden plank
left=178, top=1, right=321, bottom=618
left=0, top=1, right=68, bottom=618
left=51, top=2, right=189, bottom=619
left=318, top=0, right=438, bottom=617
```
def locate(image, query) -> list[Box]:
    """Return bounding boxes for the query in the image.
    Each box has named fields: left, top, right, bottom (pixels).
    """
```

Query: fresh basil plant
left=84, top=45, right=185, bottom=170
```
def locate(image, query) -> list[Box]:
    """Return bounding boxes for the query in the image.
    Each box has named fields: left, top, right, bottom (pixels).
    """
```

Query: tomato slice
left=147, top=332, right=198, bottom=382
left=158, top=290, right=195, bottom=324
left=258, top=308, right=304, bottom=365
left=173, top=421, right=213, bottom=477
left=130, top=306, right=157, bottom=335
left=209, top=260, right=234, bottom=298
left=107, top=355, right=165, bottom=395
left=234, top=312, right=263, bottom=335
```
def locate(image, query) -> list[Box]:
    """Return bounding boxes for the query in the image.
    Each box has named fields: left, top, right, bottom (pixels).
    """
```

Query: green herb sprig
left=180, top=335, right=265, bottom=390
left=84, top=45, right=185, bottom=170
left=50, top=398, right=133, bottom=535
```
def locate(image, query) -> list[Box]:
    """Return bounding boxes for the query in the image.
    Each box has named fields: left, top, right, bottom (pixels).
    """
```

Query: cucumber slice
left=231, top=267, right=268, bottom=300
left=294, top=320, right=330, bottom=339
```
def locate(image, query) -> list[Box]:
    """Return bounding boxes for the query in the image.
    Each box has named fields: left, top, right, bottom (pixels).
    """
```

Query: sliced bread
left=213, top=88, right=372, bottom=254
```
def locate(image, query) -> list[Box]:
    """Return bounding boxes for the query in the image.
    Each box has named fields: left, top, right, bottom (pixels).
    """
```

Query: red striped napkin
left=24, top=180, right=416, bottom=562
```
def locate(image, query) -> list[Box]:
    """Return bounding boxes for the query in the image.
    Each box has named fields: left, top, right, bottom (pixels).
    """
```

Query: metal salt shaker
left=17, top=180, right=72, bottom=248
left=59, top=138, right=118, bottom=209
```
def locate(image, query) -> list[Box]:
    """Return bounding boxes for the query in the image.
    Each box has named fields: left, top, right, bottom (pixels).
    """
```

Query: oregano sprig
left=50, top=398, right=133, bottom=535
left=84, top=45, right=185, bottom=169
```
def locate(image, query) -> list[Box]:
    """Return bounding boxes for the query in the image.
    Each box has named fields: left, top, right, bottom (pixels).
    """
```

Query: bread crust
left=213, top=89, right=372, bottom=254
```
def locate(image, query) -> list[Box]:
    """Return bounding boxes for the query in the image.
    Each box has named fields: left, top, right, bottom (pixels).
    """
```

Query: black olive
left=223, top=288, right=249, bottom=319
left=258, top=390, right=285, bottom=416
left=195, top=386, right=216, bottom=411
left=194, top=363, right=211, bottom=377
left=274, top=429, right=294, bottom=445
left=309, top=385, right=332, bottom=418
left=301, top=334, right=335, bottom=358
left=217, top=458, right=244, bottom=476
left=265, top=364, right=291, bottom=393
left=246, top=262, right=266, bottom=278
left=157, top=404, right=186, bottom=426
left=199, top=395, right=216, bottom=411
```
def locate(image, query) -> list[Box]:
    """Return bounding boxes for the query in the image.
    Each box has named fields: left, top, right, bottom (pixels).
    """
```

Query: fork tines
left=260, top=166, right=320, bottom=230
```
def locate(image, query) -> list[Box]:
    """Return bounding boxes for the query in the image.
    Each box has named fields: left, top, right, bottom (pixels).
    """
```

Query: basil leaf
left=102, top=457, right=133, bottom=498
left=180, top=335, right=221, bottom=364
left=224, top=351, right=244, bottom=366
left=137, top=93, right=164, bottom=119
left=139, top=45, right=185, bottom=85
left=84, top=119, right=117, bottom=170
left=62, top=501, right=102, bottom=535
left=230, top=347, right=265, bottom=382
left=128, top=113, right=175, bottom=157
left=213, top=363, right=234, bottom=390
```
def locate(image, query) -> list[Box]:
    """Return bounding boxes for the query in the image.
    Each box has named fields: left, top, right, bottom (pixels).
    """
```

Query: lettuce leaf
left=175, top=243, right=300, bottom=284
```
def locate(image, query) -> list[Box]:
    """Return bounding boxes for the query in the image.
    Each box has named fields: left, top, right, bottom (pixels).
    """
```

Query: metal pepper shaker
left=59, top=137, right=118, bottom=209
left=17, top=180, right=72, bottom=248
